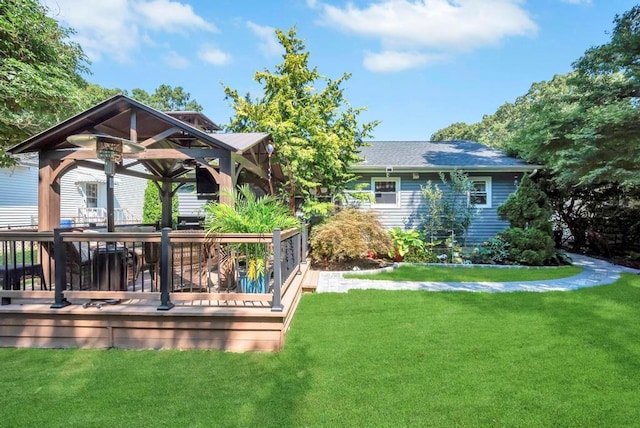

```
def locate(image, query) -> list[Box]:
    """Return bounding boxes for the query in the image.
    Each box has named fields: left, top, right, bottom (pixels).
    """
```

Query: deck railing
left=0, top=225, right=308, bottom=312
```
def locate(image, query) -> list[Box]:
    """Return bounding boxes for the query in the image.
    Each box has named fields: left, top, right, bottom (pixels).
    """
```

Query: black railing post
left=157, top=227, right=174, bottom=311
left=51, top=228, right=70, bottom=308
left=301, top=224, right=308, bottom=264
left=271, top=228, right=283, bottom=312
left=294, top=232, right=302, bottom=275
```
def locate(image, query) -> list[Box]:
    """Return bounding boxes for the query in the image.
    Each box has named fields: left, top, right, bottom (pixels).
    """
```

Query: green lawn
left=2, top=273, right=640, bottom=427
left=344, top=264, right=583, bottom=282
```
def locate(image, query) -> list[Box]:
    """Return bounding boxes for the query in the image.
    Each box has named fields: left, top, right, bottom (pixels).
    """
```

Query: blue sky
left=42, top=0, right=635, bottom=140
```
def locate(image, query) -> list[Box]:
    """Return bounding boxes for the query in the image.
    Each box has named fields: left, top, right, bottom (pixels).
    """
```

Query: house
left=350, top=140, right=539, bottom=245
left=0, top=153, right=152, bottom=228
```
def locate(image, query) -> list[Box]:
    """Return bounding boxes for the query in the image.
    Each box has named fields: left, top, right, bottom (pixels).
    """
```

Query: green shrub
left=310, top=209, right=393, bottom=262
left=497, top=227, right=556, bottom=266
left=142, top=181, right=178, bottom=227
left=498, top=175, right=553, bottom=234
left=471, top=237, right=511, bottom=265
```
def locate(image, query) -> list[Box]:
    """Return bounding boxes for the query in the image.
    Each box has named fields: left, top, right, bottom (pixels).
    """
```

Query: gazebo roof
left=10, top=94, right=258, bottom=154
left=8, top=94, right=283, bottom=183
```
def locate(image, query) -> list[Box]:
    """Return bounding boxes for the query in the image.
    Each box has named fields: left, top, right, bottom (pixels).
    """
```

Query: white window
left=469, top=177, right=491, bottom=208
left=372, top=177, right=400, bottom=207
left=85, top=183, right=98, bottom=208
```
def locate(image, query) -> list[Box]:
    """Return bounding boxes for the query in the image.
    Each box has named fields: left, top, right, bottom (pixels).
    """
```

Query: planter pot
left=240, top=274, right=266, bottom=293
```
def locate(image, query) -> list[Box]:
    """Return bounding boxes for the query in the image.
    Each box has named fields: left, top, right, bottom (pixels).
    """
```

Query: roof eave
left=352, top=165, right=542, bottom=173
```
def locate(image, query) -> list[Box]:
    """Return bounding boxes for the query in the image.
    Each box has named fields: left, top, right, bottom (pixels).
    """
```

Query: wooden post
left=38, top=153, right=61, bottom=289
left=271, top=228, right=283, bottom=312
left=157, top=227, right=174, bottom=311
left=160, top=181, right=173, bottom=229
left=218, top=151, right=235, bottom=205
left=38, top=153, right=61, bottom=231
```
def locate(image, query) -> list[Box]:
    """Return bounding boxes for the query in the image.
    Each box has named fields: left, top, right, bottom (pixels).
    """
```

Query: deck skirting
left=0, top=262, right=310, bottom=352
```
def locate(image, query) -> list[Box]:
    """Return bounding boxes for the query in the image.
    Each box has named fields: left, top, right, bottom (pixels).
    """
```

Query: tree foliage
left=223, top=27, right=379, bottom=210
left=421, top=171, right=477, bottom=246
left=431, top=6, right=640, bottom=254
left=131, top=85, right=203, bottom=112
left=0, top=0, right=89, bottom=165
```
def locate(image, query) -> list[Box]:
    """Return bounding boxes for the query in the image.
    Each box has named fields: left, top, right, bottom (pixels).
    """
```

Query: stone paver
left=316, top=254, right=640, bottom=293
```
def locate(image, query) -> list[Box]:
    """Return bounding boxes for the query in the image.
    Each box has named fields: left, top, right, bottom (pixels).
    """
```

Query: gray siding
left=352, top=172, right=517, bottom=245
left=177, top=192, right=207, bottom=217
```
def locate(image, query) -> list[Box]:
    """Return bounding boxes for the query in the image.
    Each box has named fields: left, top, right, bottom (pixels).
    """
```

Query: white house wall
left=0, top=163, right=39, bottom=227
left=59, top=164, right=147, bottom=222
left=0, top=161, right=148, bottom=228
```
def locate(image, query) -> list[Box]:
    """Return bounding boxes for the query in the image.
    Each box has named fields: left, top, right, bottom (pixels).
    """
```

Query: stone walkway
left=316, top=254, right=640, bottom=293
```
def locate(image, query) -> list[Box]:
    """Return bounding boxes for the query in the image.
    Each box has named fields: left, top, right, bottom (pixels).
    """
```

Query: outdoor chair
left=171, top=241, right=213, bottom=292
left=140, top=241, right=160, bottom=291
left=61, top=241, right=93, bottom=290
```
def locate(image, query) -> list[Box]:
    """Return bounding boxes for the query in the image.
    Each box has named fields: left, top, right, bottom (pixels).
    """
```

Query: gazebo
left=7, top=94, right=284, bottom=231
left=0, top=95, right=307, bottom=351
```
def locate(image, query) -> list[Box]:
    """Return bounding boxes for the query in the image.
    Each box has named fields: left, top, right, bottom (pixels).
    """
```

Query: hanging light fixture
left=266, top=142, right=275, bottom=195
left=67, top=134, right=145, bottom=232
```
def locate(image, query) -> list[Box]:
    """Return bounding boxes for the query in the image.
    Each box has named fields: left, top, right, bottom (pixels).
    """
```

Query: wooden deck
left=0, top=263, right=314, bottom=352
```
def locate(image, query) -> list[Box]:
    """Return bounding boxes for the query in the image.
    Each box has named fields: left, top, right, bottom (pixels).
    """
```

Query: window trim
left=371, top=177, right=401, bottom=208
left=468, top=176, right=492, bottom=208
left=84, top=182, right=99, bottom=208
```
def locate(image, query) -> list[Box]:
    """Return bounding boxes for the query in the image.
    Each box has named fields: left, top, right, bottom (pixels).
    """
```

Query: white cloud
left=198, top=45, right=232, bottom=66
left=246, top=21, right=283, bottom=57
left=133, top=0, right=218, bottom=33
left=42, top=0, right=137, bottom=62
left=314, top=0, right=538, bottom=72
left=363, top=50, right=447, bottom=72
left=41, top=0, right=217, bottom=63
left=164, top=50, right=191, bottom=69
left=560, top=0, right=591, bottom=4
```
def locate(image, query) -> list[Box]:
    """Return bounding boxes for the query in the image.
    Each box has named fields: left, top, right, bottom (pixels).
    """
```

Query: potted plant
left=203, top=184, right=300, bottom=293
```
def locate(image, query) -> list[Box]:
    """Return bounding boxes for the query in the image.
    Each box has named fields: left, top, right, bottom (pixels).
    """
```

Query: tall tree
left=430, top=122, right=479, bottom=142
left=223, top=27, right=378, bottom=211
left=0, top=0, right=89, bottom=165
left=131, top=85, right=203, bottom=112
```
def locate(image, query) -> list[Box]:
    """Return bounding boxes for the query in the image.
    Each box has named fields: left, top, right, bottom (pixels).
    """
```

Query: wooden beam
left=140, top=127, right=180, bottom=147
left=130, top=108, right=137, bottom=142
left=73, top=160, right=159, bottom=181
left=122, top=148, right=226, bottom=160
left=233, top=154, right=267, bottom=180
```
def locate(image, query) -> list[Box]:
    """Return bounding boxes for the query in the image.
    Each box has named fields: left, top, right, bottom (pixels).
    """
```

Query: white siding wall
left=0, top=164, right=38, bottom=227
left=0, top=161, right=148, bottom=228
left=60, top=164, right=147, bottom=222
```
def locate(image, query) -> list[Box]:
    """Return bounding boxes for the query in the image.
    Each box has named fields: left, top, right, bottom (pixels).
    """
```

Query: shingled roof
left=353, top=140, right=538, bottom=172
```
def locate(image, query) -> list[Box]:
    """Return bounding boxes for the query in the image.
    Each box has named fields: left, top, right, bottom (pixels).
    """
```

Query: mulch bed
left=311, top=258, right=394, bottom=271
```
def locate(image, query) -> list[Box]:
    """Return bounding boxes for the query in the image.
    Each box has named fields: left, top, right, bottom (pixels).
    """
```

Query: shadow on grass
left=0, top=341, right=314, bottom=427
